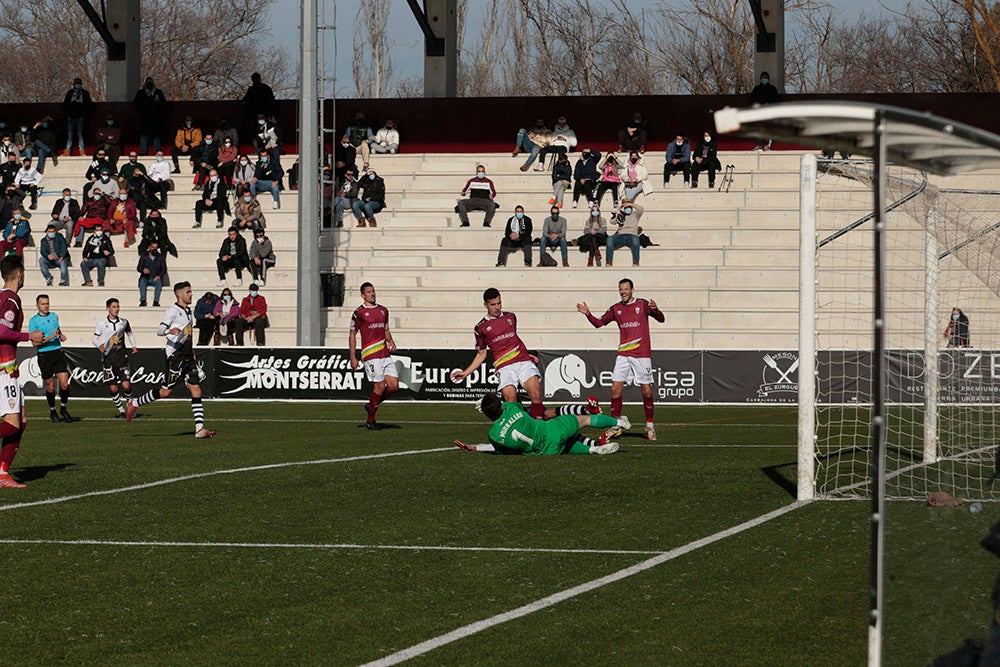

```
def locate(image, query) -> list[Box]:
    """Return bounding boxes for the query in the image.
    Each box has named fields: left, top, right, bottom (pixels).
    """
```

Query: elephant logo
left=544, top=353, right=596, bottom=398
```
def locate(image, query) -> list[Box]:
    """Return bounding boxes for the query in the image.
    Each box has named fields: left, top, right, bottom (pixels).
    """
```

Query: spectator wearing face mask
left=749, top=71, right=779, bottom=150
left=237, top=283, right=268, bottom=346
left=577, top=203, right=607, bottom=267
left=80, top=227, right=115, bottom=286
left=215, top=131, right=239, bottom=183
left=0, top=150, right=20, bottom=192
left=250, top=150, right=283, bottom=210
left=537, top=116, right=578, bottom=169
left=232, top=154, right=256, bottom=199
left=456, top=165, right=498, bottom=228
left=549, top=153, right=572, bottom=208
left=194, top=169, right=229, bottom=229
left=139, top=208, right=177, bottom=257
left=13, top=157, right=42, bottom=210
left=342, top=112, right=373, bottom=170
left=539, top=205, right=569, bottom=267
left=664, top=134, right=692, bottom=187
left=605, top=200, right=644, bottom=268
left=234, top=190, right=266, bottom=232
left=50, top=188, right=79, bottom=243
left=194, top=132, right=220, bottom=189
left=171, top=116, right=203, bottom=174
left=594, top=153, right=622, bottom=209
left=622, top=151, right=652, bottom=202
left=0, top=207, right=31, bottom=257
left=496, top=205, right=532, bottom=268
left=144, top=150, right=173, bottom=208
left=194, top=291, right=220, bottom=346
left=334, top=137, right=359, bottom=181
left=39, top=223, right=71, bottom=286
left=370, top=119, right=400, bottom=154
left=354, top=168, right=386, bottom=228
left=249, top=229, right=275, bottom=286
left=95, top=115, right=122, bottom=170
left=213, top=119, right=239, bottom=149
left=618, top=112, right=648, bottom=154
left=211, top=288, right=240, bottom=345
left=29, top=116, right=58, bottom=174
left=691, top=131, right=721, bottom=189
left=136, top=240, right=166, bottom=307
left=107, top=188, right=139, bottom=247
left=333, top=168, right=359, bottom=228
left=62, top=77, right=92, bottom=156
left=74, top=191, right=110, bottom=246
left=132, top=77, right=167, bottom=155
left=252, top=115, right=283, bottom=171
left=126, top=166, right=156, bottom=221
left=90, top=166, right=118, bottom=199
left=512, top=118, right=551, bottom=172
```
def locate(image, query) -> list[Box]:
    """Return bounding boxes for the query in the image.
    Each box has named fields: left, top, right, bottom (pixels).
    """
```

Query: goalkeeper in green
left=454, top=392, right=630, bottom=455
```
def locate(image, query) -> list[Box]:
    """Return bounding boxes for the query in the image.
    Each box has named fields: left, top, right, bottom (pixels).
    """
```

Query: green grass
left=0, top=399, right=995, bottom=665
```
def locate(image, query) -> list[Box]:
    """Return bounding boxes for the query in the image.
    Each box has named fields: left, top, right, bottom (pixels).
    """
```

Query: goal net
left=805, top=157, right=1000, bottom=501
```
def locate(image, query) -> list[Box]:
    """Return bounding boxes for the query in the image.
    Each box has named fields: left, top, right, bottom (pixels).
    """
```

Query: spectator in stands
left=664, top=134, right=692, bottom=187
left=252, top=114, right=283, bottom=171
left=107, top=187, right=139, bottom=247
left=539, top=205, right=569, bottom=267
left=234, top=189, right=266, bottom=232
left=213, top=288, right=240, bottom=345
left=549, top=153, right=572, bottom=208
left=249, top=228, right=275, bottom=286
left=496, top=205, right=533, bottom=268
left=594, top=153, right=622, bottom=209
left=91, top=166, right=118, bottom=199
left=371, top=119, right=399, bottom=154
left=250, top=150, right=282, bottom=210
left=243, top=73, right=276, bottom=132
left=50, top=188, right=79, bottom=243
left=126, top=166, right=156, bottom=221
left=749, top=71, right=779, bottom=150
left=0, top=207, right=31, bottom=256
left=0, top=153, right=18, bottom=193
left=62, top=77, right=92, bottom=156
left=216, top=133, right=238, bottom=183
left=28, top=117, right=57, bottom=173
left=537, top=116, right=578, bottom=168
left=38, top=223, right=70, bottom=287
left=232, top=154, right=255, bottom=197
left=0, top=133, right=19, bottom=164
left=236, top=283, right=268, bottom=346
left=144, top=150, right=172, bottom=209
left=83, top=149, right=112, bottom=198
left=194, top=132, right=220, bottom=188
left=133, top=77, right=167, bottom=155
left=456, top=165, right=498, bottom=228
left=194, top=168, right=229, bottom=229
left=136, top=239, right=166, bottom=307
left=334, top=138, right=359, bottom=180
left=342, top=112, right=373, bottom=171
left=171, top=116, right=203, bottom=174
left=622, top=151, right=652, bottom=202
left=578, top=203, right=607, bottom=267
left=95, top=114, right=122, bottom=170
left=944, top=307, right=970, bottom=348
left=117, top=151, right=146, bottom=183
left=217, top=226, right=249, bottom=287
left=80, top=227, right=114, bottom=286
left=605, top=200, right=643, bottom=268
left=333, top=168, right=359, bottom=228
left=214, top=119, right=239, bottom=151
left=0, top=187, right=18, bottom=224
left=322, top=165, right=335, bottom=226
left=691, top=130, right=721, bottom=189
left=821, top=147, right=852, bottom=160
left=353, top=167, right=386, bottom=228
left=14, top=157, right=42, bottom=210
left=194, top=291, right=220, bottom=345
left=74, top=191, right=109, bottom=246
left=139, top=208, right=177, bottom=257
left=618, top=112, right=648, bottom=154
left=512, top=118, right=550, bottom=172
left=13, top=124, right=33, bottom=165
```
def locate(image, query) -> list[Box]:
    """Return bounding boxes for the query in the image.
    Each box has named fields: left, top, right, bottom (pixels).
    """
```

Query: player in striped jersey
left=93, top=297, right=137, bottom=418
left=349, top=282, right=398, bottom=430
left=577, top=278, right=664, bottom=440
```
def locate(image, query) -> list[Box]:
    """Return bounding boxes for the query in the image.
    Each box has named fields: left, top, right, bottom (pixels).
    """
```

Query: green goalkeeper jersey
left=488, top=402, right=581, bottom=456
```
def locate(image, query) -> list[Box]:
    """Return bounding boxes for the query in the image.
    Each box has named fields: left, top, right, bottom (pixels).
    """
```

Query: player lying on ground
left=454, top=392, right=630, bottom=455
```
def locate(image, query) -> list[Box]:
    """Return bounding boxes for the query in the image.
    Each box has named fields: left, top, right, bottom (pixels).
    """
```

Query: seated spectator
left=50, top=188, right=79, bottom=242
left=138, top=208, right=177, bottom=257
left=249, top=228, right=275, bottom=286
left=38, top=223, right=70, bottom=286
left=496, top=205, right=532, bottom=268
left=512, top=118, right=550, bottom=171
left=217, top=226, right=249, bottom=286
left=90, top=166, right=118, bottom=199
left=80, top=227, right=114, bottom=286
left=249, top=150, right=282, bottom=210
left=14, top=157, right=42, bottom=210
left=0, top=186, right=19, bottom=223
left=233, top=190, right=266, bottom=232
left=252, top=114, right=283, bottom=171
left=106, top=188, right=139, bottom=247
left=144, top=150, right=172, bottom=208
left=236, top=283, right=268, bottom=346
left=193, top=169, right=229, bottom=229
left=594, top=153, right=622, bottom=209
left=171, top=116, right=203, bottom=174
left=136, top=239, right=166, bottom=307
left=13, top=124, right=34, bottom=165
left=537, top=116, right=577, bottom=168
left=370, top=119, right=399, bottom=154
left=82, top=149, right=112, bottom=198
left=333, top=168, right=359, bottom=228
left=0, top=152, right=20, bottom=191
left=577, top=203, right=607, bottom=267
left=194, top=291, right=219, bottom=345
left=539, top=205, right=569, bottom=267
left=216, top=133, right=238, bottom=183
left=334, top=138, right=359, bottom=180
left=212, top=288, right=240, bottom=345
left=117, top=151, right=146, bottom=183
left=617, top=112, right=648, bottom=154
left=692, top=130, right=721, bottom=189
left=456, top=165, right=498, bottom=228
left=549, top=153, right=572, bottom=208
left=0, top=133, right=19, bottom=164
left=664, top=133, right=692, bottom=187
left=232, top=154, right=255, bottom=197
left=622, top=151, right=652, bottom=202
left=353, top=167, right=385, bottom=228
left=194, top=132, right=219, bottom=188
left=605, top=200, right=643, bottom=268
left=95, top=114, right=122, bottom=170
left=341, top=112, right=372, bottom=170
left=74, top=191, right=110, bottom=246
left=28, top=116, right=58, bottom=173
left=126, top=167, right=156, bottom=221
left=213, top=119, right=239, bottom=152
left=0, top=207, right=31, bottom=257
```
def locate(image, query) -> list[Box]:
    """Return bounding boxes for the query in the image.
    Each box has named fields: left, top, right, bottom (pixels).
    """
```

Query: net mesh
left=813, top=159, right=1000, bottom=500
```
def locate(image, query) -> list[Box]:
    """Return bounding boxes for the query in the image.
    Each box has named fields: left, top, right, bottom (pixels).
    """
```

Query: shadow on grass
left=15, top=462, right=77, bottom=482
left=762, top=461, right=797, bottom=499
left=356, top=423, right=402, bottom=430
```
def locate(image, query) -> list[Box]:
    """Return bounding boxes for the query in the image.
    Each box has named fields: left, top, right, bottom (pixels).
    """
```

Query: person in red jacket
left=106, top=187, right=138, bottom=247
left=236, top=283, right=268, bottom=346
left=73, top=191, right=110, bottom=246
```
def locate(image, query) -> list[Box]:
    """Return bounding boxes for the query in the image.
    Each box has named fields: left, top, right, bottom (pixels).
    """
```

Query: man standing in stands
left=349, top=282, right=398, bottom=430
left=576, top=278, right=664, bottom=441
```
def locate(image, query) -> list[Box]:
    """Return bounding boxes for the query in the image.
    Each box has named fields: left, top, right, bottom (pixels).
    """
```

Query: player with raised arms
left=125, top=281, right=216, bottom=438
left=577, top=277, right=664, bottom=440
left=93, top=297, right=137, bottom=419
left=349, top=281, right=398, bottom=430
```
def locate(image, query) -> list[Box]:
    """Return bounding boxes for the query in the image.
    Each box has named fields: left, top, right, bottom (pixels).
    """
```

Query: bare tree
left=352, top=0, right=394, bottom=97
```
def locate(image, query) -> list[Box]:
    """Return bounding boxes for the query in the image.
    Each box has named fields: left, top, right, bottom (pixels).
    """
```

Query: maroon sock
left=367, top=391, right=381, bottom=421
left=378, top=387, right=395, bottom=405
left=643, top=396, right=655, bottom=423
left=611, top=396, right=623, bottom=418
left=0, top=435, right=19, bottom=473
left=529, top=402, right=544, bottom=419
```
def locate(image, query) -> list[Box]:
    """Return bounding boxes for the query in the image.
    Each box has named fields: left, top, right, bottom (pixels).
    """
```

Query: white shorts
left=612, top=356, right=653, bottom=386
left=364, top=356, right=399, bottom=383
left=0, top=374, right=24, bottom=417
left=496, top=360, right=540, bottom=392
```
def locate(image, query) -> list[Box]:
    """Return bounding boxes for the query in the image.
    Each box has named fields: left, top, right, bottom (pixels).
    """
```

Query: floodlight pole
left=298, top=0, right=320, bottom=346
left=868, top=109, right=888, bottom=667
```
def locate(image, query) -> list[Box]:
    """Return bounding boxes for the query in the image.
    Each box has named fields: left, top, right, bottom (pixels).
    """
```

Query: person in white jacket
left=370, top=120, right=399, bottom=154
left=621, top=151, right=653, bottom=202
left=13, top=158, right=42, bottom=210
left=537, top=116, right=578, bottom=169
left=144, top=150, right=173, bottom=209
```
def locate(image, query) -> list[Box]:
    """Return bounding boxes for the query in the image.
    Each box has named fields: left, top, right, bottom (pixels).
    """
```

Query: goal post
left=797, top=153, right=817, bottom=502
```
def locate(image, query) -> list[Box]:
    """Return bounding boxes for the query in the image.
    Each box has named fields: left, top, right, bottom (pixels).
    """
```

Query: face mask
left=952, top=314, right=959, bottom=320
left=42, top=123, right=49, bottom=129
left=224, top=295, right=232, bottom=302
left=250, top=291, right=258, bottom=298
left=92, top=194, right=102, bottom=200
left=582, top=151, right=590, bottom=158
left=341, top=142, right=349, bottom=148
left=118, top=194, right=127, bottom=201
left=243, top=196, right=252, bottom=203
left=368, top=174, right=375, bottom=180
left=210, top=176, right=218, bottom=183
left=13, top=214, right=21, bottom=220
left=551, top=214, right=559, bottom=221
left=515, top=212, right=523, bottom=220
left=761, top=78, right=769, bottom=85
left=205, top=138, right=213, bottom=144
left=100, top=175, right=111, bottom=182
left=46, top=232, right=56, bottom=239
left=19, top=128, right=26, bottom=133
left=74, top=84, right=82, bottom=90
left=476, top=172, right=484, bottom=178
left=224, top=141, right=231, bottom=146
left=107, top=120, right=114, bottom=126
left=704, top=135, right=711, bottom=142
left=591, top=210, right=600, bottom=217
left=240, top=159, right=248, bottom=166
left=2, top=141, right=8, bottom=147
left=260, top=157, right=268, bottom=164
left=630, top=158, right=638, bottom=164
left=94, top=230, right=103, bottom=237
left=623, top=207, right=633, bottom=215
left=676, top=140, right=683, bottom=145
left=63, top=195, right=70, bottom=202
left=185, top=121, right=192, bottom=128
left=258, top=119, right=266, bottom=126
left=156, top=156, right=163, bottom=162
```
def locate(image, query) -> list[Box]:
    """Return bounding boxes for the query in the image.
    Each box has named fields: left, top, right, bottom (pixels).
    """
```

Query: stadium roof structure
left=713, top=101, right=1000, bottom=175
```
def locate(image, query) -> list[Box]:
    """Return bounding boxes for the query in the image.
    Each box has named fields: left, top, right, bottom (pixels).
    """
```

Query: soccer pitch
left=0, top=400, right=993, bottom=665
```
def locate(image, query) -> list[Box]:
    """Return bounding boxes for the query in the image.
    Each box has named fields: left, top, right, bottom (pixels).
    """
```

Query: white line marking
left=0, top=448, right=452, bottom=513
left=361, top=501, right=806, bottom=666
left=72, top=416, right=794, bottom=428
left=0, top=539, right=661, bottom=556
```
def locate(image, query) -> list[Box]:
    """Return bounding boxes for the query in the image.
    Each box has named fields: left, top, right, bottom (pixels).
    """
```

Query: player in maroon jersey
left=451, top=287, right=547, bottom=419
left=577, top=277, right=664, bottom=440
left=349, top=282, right=398, bottom=429
left=0, top=255, right=45, bottom=487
